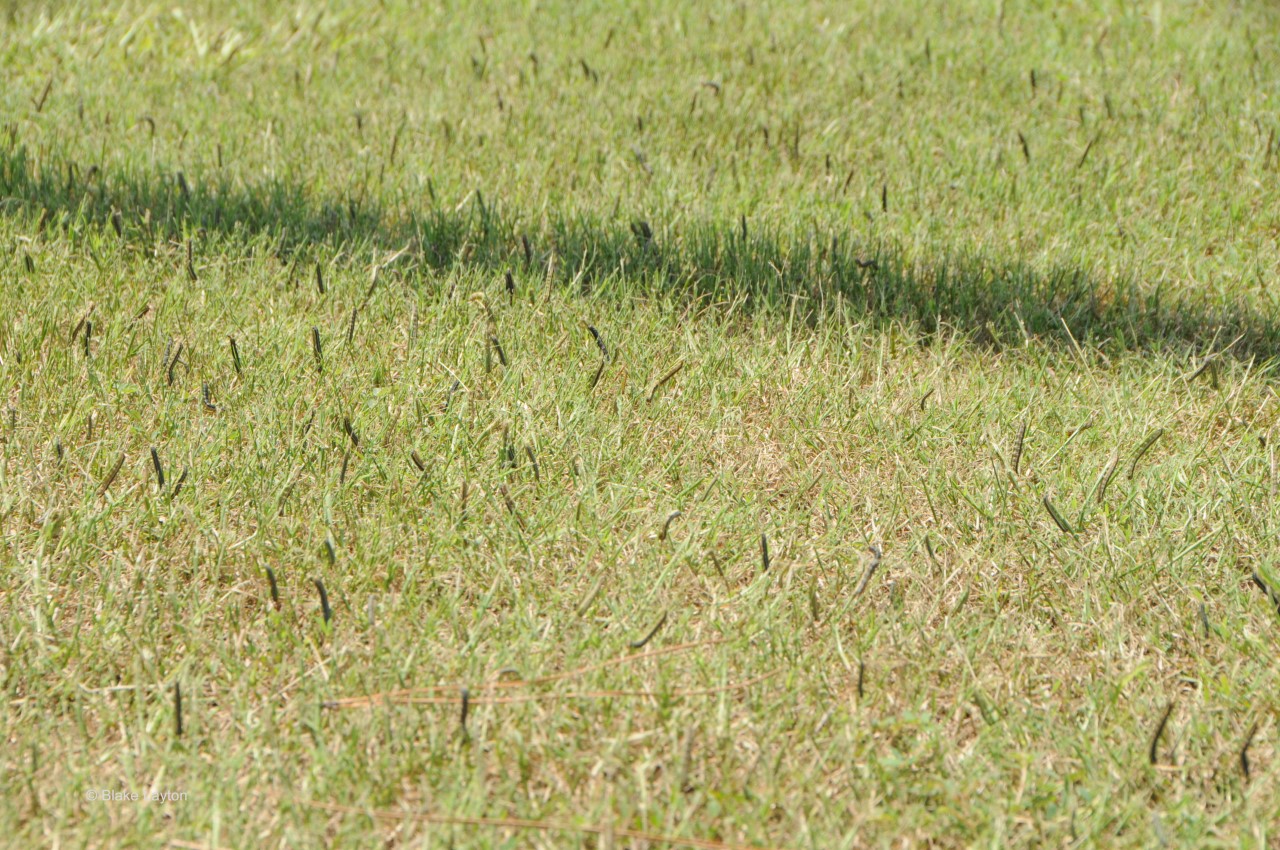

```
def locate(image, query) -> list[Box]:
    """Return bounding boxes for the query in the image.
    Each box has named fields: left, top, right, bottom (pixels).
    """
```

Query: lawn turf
left=2, top=1, right=1280, bottom=847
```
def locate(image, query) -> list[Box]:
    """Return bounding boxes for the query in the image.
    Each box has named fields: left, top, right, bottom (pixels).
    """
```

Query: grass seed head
left=314, top=577, right=332, bottom=626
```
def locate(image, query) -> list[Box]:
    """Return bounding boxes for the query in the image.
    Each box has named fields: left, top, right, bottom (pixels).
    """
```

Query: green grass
left=3, top=1, right=1280, bottom=847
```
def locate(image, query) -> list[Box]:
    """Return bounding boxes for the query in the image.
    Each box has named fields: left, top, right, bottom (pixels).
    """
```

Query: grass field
left=3, top=1, right=1280, bottom=846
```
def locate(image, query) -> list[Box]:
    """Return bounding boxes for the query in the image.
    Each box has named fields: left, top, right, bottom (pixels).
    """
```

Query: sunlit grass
left=3, top=1, right=1280, bottom=847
